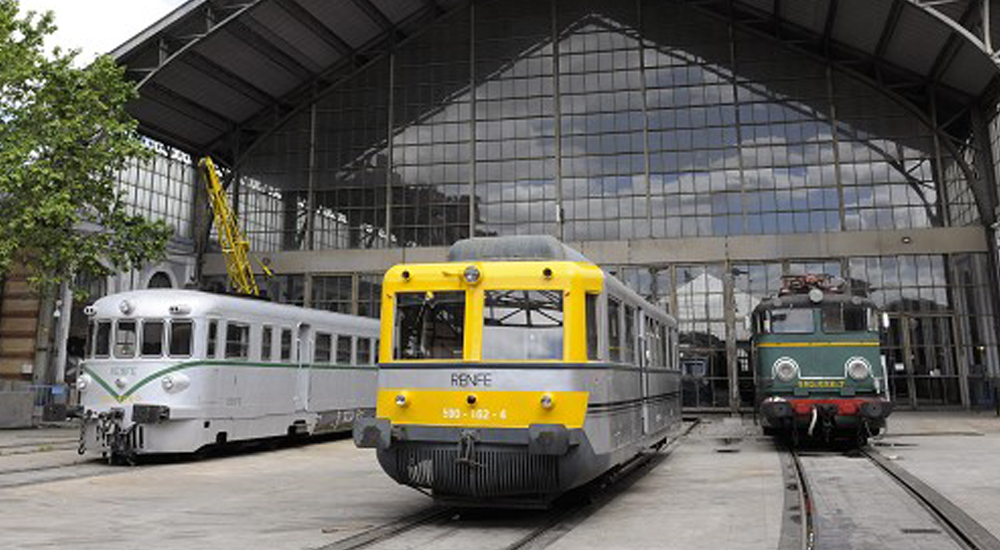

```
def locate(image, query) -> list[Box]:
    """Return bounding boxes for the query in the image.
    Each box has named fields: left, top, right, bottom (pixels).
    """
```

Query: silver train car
left=355, top=236, right=682, bottom=506
left=78, top=289, right=379, bottom=460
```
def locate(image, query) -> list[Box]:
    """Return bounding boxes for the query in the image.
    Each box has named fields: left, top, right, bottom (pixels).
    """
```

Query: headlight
left=463, top=265, right=481, bottom=284
left=773, top=357, right=799, bottom=382
left=161, top=372, right=190, bottom=392
left=846, top=357, right=872, bottom=380
left=76, top=374, right=92, bottom=391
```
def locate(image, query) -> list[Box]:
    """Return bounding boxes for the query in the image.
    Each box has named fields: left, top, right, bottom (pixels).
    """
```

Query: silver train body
left=78, top=290, right=379, bottom=459
left=355, top=236, right=683, bottom=505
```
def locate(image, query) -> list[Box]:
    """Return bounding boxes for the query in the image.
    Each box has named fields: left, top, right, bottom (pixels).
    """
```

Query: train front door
left=296, top=323, right=311, bottom=412
left=883, top=314, right=965, bottom=408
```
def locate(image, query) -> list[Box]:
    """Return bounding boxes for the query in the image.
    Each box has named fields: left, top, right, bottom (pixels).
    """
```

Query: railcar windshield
left=394, top=291, right=465, bottom=360
left=822, top=304, right=876, bottom=332
left=170, top=320, right=193, bottom=357
left=482, top=290, right=563, bottom=360
left=114, top=320, right=137, bottom=358
left=767, top=308, right=815, bottom=334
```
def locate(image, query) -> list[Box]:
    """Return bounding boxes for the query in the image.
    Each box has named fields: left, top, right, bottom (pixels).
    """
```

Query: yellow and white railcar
left=355, top=236, right=681, bottom=505
left=78, top=289, right=379, bottom=460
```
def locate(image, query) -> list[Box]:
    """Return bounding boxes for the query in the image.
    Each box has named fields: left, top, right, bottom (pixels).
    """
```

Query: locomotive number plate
left=797, top=380, right=844, bottom=388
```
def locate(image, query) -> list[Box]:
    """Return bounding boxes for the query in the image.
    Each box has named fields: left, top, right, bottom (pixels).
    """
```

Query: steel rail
left=861, top=448, right=1000, bottom=550
left=500, top=420, right=701, bottom=550
left=314, top=506, right=459, bottom=550
left=783, top=449, right=816, bottom=550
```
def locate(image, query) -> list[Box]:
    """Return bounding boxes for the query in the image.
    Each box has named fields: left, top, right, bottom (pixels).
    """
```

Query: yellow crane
left=199, top=157, right=271, bottom=296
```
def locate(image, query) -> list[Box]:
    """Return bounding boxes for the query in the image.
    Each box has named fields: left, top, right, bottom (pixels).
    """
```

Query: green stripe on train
left=82, top=360, right=377, bottom=403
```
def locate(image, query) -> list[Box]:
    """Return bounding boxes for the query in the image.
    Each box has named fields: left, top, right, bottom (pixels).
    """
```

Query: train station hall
left=4, top=0, right=1000, bottom=415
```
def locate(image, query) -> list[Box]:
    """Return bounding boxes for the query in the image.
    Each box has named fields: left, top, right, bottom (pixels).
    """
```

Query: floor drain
left=900, top=528, right=941, bottom=534
left=715, top=448, right=740, bottom=453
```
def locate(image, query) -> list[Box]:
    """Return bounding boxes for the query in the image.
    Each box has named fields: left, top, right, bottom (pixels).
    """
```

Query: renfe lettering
left=451, top=372, right=493, bottom=387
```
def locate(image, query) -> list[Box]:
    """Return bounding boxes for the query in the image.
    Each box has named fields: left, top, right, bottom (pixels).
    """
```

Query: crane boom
left=199, top=157, right=268, bottom=296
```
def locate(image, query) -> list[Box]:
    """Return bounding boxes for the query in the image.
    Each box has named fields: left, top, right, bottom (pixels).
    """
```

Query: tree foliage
left=0, top=0, right=172, bottom=296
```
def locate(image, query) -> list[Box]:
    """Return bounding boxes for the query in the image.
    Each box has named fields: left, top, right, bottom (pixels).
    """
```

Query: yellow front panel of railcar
left=377, top=389, right=589, bottom=429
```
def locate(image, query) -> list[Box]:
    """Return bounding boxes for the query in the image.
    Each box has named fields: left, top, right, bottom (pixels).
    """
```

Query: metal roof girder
left=182, top=50, right=277, bottom=106
left=821, top=0, right=838, bottom=55
left=874, top=0, right=906, bottom=63
left=273, top=0, right=356, bottom=57
left=928, top=0, right=982, bottom=81
left=134, top=0, right=267, bottom=91
left=350, top=0, right=406, bottom=42
left=905, top=0, right=997, bottom=63
left=145, top=82, right=237, bottom=131
left=225, top=18, right=317, bottom=80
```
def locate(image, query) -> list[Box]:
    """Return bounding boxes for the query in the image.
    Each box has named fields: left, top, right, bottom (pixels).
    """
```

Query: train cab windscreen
left=766, top=308, right=815, bottom=334
left=394, top=291, right=465, bottom=360
left=482, top=290, right=563, bottom=360
left=822, top=304, right=877, bottom=332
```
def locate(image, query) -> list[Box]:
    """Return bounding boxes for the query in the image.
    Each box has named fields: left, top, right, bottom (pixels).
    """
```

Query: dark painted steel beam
left=145, top=82, right=235, bottom=131
left=226, top=19, right=316, bottom=80
left=821, top=0, right=838, bottom=56
left=182, top=51, right=277, bottom=107
left=929, top=0, right=981, bottom=81
left=274, top=0, right=355, bottom=57
left=772, top=0, right=781, bottom=38
left=350, top=0, right=394, bottom=31
left=874, top=0, right=905, bottom=63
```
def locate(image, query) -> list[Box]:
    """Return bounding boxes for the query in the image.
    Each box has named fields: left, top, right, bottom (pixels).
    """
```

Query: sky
left=17, top=0, right=188, bottom=63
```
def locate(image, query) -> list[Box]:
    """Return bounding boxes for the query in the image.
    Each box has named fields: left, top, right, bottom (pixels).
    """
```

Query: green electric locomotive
left=752, top=275, right=892, bottom=445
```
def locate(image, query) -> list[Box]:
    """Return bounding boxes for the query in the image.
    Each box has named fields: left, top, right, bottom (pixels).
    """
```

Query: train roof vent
left=447, top=236, right=592, bottom=263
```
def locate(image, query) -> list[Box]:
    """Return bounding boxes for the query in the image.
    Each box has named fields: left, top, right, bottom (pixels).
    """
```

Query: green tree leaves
left=0, top=0, right=171, bottom=296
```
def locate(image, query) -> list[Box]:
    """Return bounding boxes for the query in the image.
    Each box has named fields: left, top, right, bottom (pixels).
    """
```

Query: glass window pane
left=337, top=335, right=352, bottom=364
left=170, top=320, right=193, bottom=357
left=281, top=329, right=292, bottom=361
left=315, top=333, right=332, bottom=363
left=586, top=293, right=599, bottom=360
left=608, top=298, right=622, bottom=362
left=141, top=320, right=164, bottom=357
left=261, top=326, right=273, bottom=361
left=624, top=305, right=636, bottom=364
left=358, top=337, right=372, bottom=365
left=95, top=321, right=111, bottom=358
left=225, top=323, right=249, bottom=359
left=394, top=291, right=465, bottom=360
left=482, top=290, right=564, bottom=360
left=207, top=320, right=218, bottom=358
left=769, top=309, right=815, bottom=334
left=114, top=320, right=137, bottom=358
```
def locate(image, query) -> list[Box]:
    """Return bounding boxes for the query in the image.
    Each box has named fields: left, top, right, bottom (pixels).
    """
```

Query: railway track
left=318, top=421, right=698, bottom=550
left=860, top=448, right=1000, bottom=550
left=784, top=444, right=1000, bottom=550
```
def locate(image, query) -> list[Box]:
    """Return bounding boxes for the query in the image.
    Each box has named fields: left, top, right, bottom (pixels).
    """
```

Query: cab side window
left=141, top=320, right=164, bottom=357
left=207, top=320, right=218, bottom=358
left=608, top=298, right=622, bottom=362
left=170, top=320, right=193, bottom=358
left=94, top=321, right=112, bottom=358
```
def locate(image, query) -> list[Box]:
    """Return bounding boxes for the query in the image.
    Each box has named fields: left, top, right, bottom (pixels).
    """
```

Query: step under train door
left=296, top=323, right=311, bottom=412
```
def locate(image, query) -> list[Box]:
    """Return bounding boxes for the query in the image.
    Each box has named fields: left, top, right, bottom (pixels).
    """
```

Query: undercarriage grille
left=391, top=443, right=559, bottom=498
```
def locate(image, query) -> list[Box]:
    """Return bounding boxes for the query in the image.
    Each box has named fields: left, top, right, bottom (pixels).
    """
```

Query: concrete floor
left=0, top=413, right=996, bottom=550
